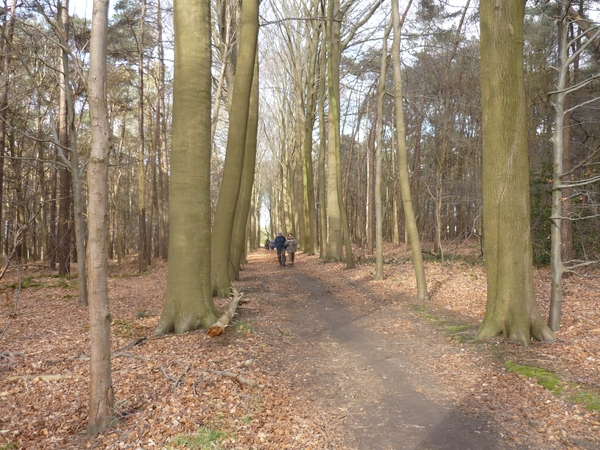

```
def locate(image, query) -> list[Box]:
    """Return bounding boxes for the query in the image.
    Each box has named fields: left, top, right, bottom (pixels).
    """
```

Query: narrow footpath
left=237, top=250, right=528, bottom=450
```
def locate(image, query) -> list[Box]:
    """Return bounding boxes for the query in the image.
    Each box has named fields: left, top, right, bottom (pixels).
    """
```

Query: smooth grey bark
left=548, top=1, right=569, bottom=332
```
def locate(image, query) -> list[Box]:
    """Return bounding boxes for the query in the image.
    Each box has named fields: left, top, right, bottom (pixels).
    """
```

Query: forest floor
left=0, top=242, right=599, bottom=449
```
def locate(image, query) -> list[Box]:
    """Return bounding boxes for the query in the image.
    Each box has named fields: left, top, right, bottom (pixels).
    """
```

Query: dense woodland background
left=0, top=0, right=598, bottom=271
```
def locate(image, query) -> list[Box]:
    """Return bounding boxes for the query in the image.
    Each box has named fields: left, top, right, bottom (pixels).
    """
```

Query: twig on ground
left=209, top=369, right=257, bottom=387
left=173, top=364, right=191, bottom=388
left=115, top=337, right=147, bottom=354
left=66, top=353, right=90, bottom=361
left=319, top=427, right=330, bottom=449
left=159, top=360, right=191, bottom=389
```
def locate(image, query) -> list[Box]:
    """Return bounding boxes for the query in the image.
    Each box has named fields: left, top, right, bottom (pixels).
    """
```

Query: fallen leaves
left=0, top=247, right=599, bottom=448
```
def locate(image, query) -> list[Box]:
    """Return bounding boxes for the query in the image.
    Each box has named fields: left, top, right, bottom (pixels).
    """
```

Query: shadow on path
left=248, top=252, right=524, bottom=449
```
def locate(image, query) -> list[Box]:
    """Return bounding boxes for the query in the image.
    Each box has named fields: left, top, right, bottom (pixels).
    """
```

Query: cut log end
left=207, top=288, right=245, bottom=338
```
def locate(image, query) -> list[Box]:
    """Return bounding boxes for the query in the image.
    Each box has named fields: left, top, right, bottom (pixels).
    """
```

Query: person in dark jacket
left=273, top=231, right=287, bottom=266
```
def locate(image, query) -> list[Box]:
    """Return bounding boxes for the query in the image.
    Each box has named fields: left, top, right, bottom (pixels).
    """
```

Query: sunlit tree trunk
left=87, top=0, right=114, bottom=433
left=391, top=0, right=427, bottom=300
left=325, top=0, right=343, bottom=262
left=155, top=0, right=219, bottom=334
left=230, top=54, right=259, bottom=279
left=476, top=0, right=555, bottom=345
left=211, top=0, right=259, bottom=297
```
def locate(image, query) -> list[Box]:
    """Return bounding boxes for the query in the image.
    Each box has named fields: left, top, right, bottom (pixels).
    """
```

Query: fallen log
left=208, top=288, right=246, bottom=337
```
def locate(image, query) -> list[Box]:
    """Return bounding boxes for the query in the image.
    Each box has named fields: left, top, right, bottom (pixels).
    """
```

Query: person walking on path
left=273, top=231, right=287, bottom=266
left=285, top=233, right=298, bottom=266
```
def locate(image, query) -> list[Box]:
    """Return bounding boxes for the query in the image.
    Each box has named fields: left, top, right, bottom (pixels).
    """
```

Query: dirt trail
left=239, top=251, right=522, bottom=449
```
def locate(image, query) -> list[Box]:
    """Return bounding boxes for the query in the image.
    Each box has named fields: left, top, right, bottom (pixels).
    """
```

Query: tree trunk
left=87, top=0, right=114, bottom=433
left=549, top=0, right=572, bottom=332
left=0, top=0, right=16, bottom=257
left=317, top=19, right=328, bottom=259
left=375, top=21, right=391, bottom=281
left=57, top=17, right=72, bottom=275
left=138, top=0, right=148, bottom=274
left=392, top=0, right=427, bottom=301
left=325, top=0, right=343, bottom=262
left=476, top=0, right=555, bottom=345
left=230, top=54, right=259, bottom=280
left=155, top=0, right=219, bottom=334
left=211, top=0, right=259, bottom=297
left=303, top=31, right=319, bottom=256
left=58, top=0, right=88, bottom=306
left=156, top=0, right=169, bottom=260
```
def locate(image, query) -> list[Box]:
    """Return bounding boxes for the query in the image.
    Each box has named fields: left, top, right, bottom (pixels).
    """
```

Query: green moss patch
left=572, top=391, right=600, bottom=412
left=168, top=426, right=229, bottom=449
left=505, top=361, right=562, bottom=395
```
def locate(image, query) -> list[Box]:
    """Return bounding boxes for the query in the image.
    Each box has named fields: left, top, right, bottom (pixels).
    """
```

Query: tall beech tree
left=155, top=0, right=219, bottom=334
left=476, top=0, right=555, bottom=345
left=87, top=0, right=114, bottom=433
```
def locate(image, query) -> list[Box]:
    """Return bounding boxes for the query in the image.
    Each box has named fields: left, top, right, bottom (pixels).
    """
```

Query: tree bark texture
left=230, top=54, right=259, bottom=280
left=155, top=0, right=219, bottom=334
left=211, top=0, right=259, bottom=297
left=325, top=0, right=343, bottom=262
left=87, top=0, right=114, bottom=434
left=476, top=0, right=555, bottom=345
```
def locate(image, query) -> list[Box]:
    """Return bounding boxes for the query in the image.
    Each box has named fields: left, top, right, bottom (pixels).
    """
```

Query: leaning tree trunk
left=391, top=0, right=427, bottom=301
left=155, top=0, right=219, bottom=334
left=230, top=54, right=259, bottom=280
left=476, top=0, right=555, bottom=345
left=87, top=0, right=114, bottom=434
left=211, top=0, right=259, bottom=297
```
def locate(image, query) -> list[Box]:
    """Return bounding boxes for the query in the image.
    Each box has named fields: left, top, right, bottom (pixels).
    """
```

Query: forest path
left=238, top=250, right=521, bottom=450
